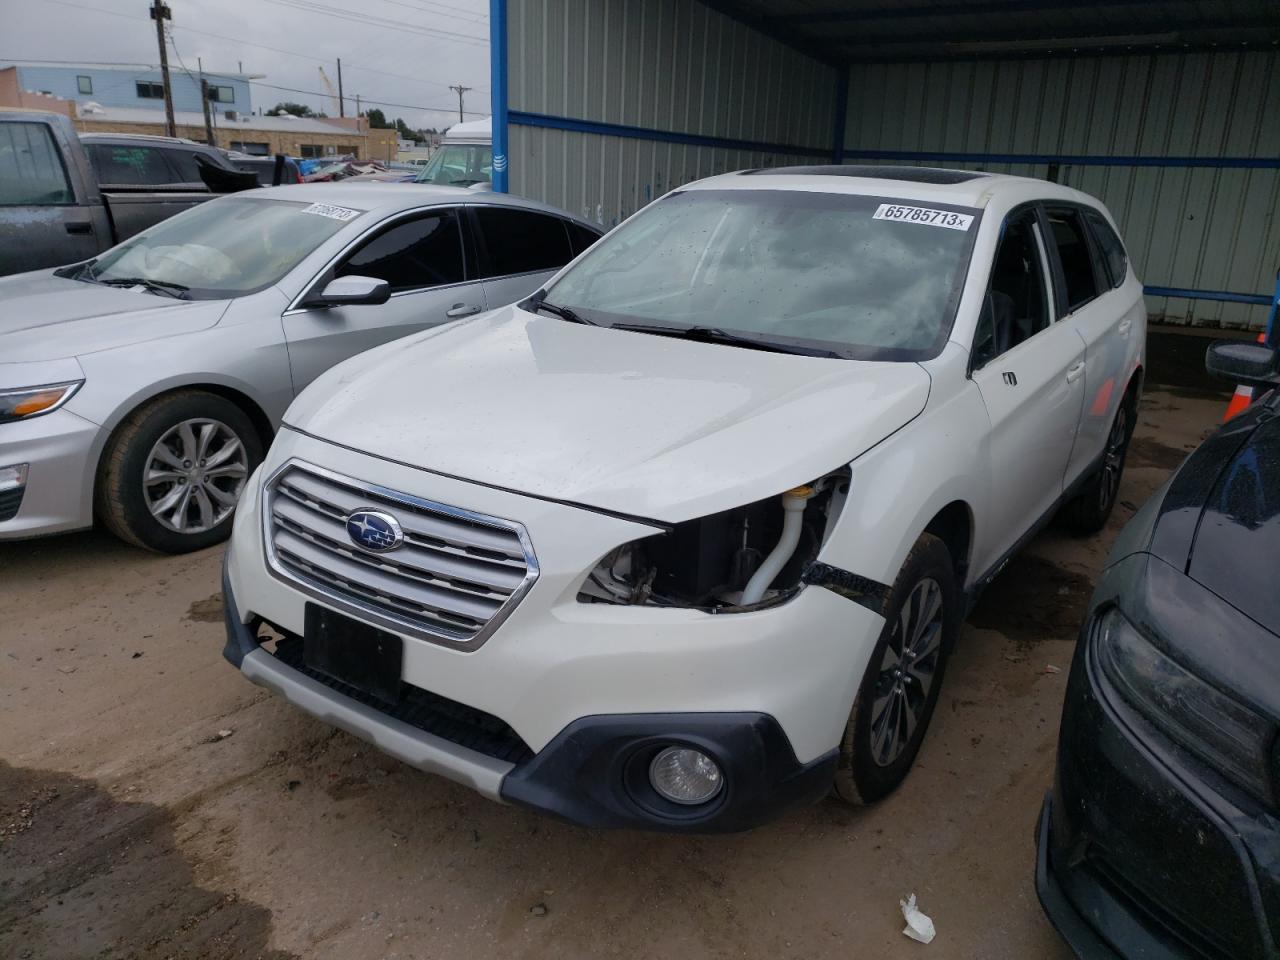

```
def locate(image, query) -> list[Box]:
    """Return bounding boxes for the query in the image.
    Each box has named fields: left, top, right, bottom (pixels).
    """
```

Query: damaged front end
left=578, top=470, right=851, bottom=612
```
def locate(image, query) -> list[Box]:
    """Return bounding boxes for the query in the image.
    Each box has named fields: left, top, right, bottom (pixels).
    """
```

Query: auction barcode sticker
left=873, top=204, right=973, bottom=231
left=302, top=202, right=362, bottom=222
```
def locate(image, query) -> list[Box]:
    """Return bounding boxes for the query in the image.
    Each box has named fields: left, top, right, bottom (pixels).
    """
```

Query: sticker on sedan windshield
left=873, top=204, right=973, bottom=231
left=302, top=202, right=362, bottom=222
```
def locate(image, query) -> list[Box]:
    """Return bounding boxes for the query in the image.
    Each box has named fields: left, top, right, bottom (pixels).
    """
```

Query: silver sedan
left=0, top=183, right=601, bottom=552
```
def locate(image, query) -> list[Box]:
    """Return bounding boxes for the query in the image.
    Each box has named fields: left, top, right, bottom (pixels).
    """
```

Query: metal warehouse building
left=488, top=0, right=1280, bottom=330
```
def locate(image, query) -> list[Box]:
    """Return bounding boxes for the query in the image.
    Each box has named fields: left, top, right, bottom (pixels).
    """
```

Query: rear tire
left=1061, top=390, right=1135, bottom=536
left=833, top=533, right=959, bottom=805
left=96, top=391, right=262, bottom=554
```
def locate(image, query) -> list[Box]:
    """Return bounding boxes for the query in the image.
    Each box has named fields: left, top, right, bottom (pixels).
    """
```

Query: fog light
left=649, top=746, right=723, bottom=805
left=0, top=463, right=28, bottom=493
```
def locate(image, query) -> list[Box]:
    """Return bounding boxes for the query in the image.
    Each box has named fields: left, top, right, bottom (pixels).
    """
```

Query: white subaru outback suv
left=222, top=166, right=1144, bottom=831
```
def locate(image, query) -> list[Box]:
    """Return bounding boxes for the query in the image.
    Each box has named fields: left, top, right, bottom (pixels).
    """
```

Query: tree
left=394, top=117, right=421, bottom=142
left=265, top=102, right=315, bottom=118
left=364, top=107, right=391, bottom=128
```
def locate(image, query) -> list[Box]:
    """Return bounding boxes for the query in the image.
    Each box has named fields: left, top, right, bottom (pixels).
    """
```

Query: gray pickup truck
left=0, top=109, right=258, bottom=276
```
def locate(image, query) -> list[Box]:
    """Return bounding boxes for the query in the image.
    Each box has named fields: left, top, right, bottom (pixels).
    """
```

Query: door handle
left=65, top=221, right=93, bottom=235
left=1117, top=318, right=1132, bottom=337
left=445, top=303, right=482, bottom=319
left=1066, top=361, right=1086, bottom=383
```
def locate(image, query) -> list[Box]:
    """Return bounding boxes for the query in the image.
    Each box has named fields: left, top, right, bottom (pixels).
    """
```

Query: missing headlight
left=578, top=470, right=849, bottom=611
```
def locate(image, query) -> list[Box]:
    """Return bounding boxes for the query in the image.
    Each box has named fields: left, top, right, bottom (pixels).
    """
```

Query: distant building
left=1, top=61, right=256, bottom=114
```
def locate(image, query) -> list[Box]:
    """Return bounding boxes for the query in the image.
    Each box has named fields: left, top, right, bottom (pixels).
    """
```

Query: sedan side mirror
left=307, top=275, right=391, bottom=308
left=1205, top=340, right=1280, bottom=390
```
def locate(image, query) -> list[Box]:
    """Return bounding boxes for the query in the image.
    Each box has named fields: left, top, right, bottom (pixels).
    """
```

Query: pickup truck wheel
left=833, top=533, right=958, bottom=805
left=96, top=391, right=262, bottom=554
left=1061, top=395, right=1134, bottom=536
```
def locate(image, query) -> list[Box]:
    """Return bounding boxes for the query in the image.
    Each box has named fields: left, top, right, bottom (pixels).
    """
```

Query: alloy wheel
left=142, top=418, right=249, bottom=534
left=869, top=577, right=945, bottom=767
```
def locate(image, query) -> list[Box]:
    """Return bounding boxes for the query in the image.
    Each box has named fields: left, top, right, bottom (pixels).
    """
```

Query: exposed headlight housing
left=0, top=381, right=84, bottom=424
left=577, top=470, right=848, bottom=611
left=1094, top=606, right=1277, bottom=805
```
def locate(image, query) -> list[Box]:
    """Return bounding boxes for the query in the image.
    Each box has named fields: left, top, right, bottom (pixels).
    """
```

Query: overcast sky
left=2, top=0, right=492, bottom=131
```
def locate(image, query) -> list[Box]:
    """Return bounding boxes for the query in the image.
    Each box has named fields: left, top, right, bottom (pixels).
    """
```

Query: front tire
left=833, top=533, right=959, bottom=805
left=96, top=391, right=262, bottom=553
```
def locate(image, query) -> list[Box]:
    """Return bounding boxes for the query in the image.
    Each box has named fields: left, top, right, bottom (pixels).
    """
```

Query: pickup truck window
left=86, top=143, right=176, bottom=187
left=79, top=196, right=355, bottom=299
left=0, top=122, right=73, bottom=206
left=544, top=189, right=981, bottom=361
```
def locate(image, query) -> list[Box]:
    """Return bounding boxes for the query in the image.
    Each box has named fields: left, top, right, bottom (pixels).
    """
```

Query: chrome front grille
left=264, top=462, right=538, bottom=648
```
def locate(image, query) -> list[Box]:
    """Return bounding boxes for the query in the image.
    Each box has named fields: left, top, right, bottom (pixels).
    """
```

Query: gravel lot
left=0, top=339, right=1229, bottom=960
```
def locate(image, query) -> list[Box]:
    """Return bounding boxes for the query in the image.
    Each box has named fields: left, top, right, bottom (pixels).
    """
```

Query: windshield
left=414, top=144, right=491, bottom=186
left=543, top=189, right=982, bottom=361
left=80, top=196, right=357, bottom=299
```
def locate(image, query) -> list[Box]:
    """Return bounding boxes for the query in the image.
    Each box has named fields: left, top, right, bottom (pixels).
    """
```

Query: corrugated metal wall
left=508, top=0, right=838, bottom=228
left=845, top=51, right=1280, bottom=329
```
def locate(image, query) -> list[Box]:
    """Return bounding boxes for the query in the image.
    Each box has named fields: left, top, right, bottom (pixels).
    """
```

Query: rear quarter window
left=1083, top=208, right=1128, bottom=288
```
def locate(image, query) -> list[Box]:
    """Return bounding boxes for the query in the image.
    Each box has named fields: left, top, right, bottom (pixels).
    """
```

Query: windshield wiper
left=526, top=295, right=597, bottom=326
left=95, top=277, right=192, bottom=300
left=609, top=323, right=840, bottom=358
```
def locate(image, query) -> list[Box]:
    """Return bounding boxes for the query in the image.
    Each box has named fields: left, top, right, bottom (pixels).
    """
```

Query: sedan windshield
left=543, top=189, right=982, bottom=361
left=414, top=144, right=491, bottom=187
left=78, top=196, right=358, bottom=300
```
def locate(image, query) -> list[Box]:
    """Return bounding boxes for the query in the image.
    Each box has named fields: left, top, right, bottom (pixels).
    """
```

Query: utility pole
left=355, top=93, right=361, bottom=120
left=199, top=79, right=215, bottom=146
left=449, top=84, right=471, bottom=123
left=150, top=0, right=176, bottom=137
left=336, top=58, right=344, bottom=117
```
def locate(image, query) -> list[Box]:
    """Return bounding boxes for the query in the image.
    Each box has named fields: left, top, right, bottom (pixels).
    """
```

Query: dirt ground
left=0, top=340, right=1231, bottom=960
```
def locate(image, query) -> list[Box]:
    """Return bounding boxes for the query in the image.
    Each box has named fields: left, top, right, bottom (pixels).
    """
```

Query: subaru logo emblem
left=346, top=510, right=404, bottom=552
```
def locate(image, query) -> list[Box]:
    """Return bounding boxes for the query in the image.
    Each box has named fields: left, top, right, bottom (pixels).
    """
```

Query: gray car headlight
left=0, top=381, right=84, bottom=424
left=1095, top=606, right=1277, bottom=804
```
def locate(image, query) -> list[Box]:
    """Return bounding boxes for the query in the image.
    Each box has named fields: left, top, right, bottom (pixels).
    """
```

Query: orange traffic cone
left=1223, top=332, right=1269, bottom=421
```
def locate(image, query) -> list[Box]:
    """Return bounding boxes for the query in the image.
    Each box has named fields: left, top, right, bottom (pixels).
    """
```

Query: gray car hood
left=286, top=306, right=932, bottom=522
left=0, top=271, right=229, bottom=362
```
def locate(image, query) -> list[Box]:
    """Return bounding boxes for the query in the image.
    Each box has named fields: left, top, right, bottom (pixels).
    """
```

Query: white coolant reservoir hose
left=741, top=486, right=814, bottom=606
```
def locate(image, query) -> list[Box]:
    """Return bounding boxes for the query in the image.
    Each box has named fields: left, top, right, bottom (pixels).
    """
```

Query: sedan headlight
left=0, top=381, right=83, bottom=424
left=1095, top=606, right=1277, bottom=804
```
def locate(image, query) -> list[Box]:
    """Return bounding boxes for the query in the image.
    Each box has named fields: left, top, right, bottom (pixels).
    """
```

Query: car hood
left=1184, top=410, right=1280, bottom=632
left=0, top=271, right=229, bottom=362
left=286, top=306, right=932, bottom=522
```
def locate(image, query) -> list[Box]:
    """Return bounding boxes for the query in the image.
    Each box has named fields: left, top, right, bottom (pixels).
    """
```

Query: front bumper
left=224, top=560, right=838, bottom=830
left=1039, top=556, right=1280, bottom=959
left=223, top=428, right=877, bottom=830
left=0, top=408, right=100, bottom=539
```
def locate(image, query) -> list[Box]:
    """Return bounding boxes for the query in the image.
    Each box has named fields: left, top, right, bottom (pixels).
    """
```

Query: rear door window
left=1082, top=208, right=1128, bottom=289
left=336, top=209, right=466, bottom=293
left=162, top=147, right=209, bottom=184
left=0, top=122, right=73, bottom=205
left=86, top=143, right=178, bottom=187
left=473, top=207, right=574, bottom=277
left=565, top=219, right=603, bottom=256
left=1044, top=206, right=1102, bottom=312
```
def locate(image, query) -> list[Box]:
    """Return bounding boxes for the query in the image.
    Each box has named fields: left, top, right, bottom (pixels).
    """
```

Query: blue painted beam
left=1144, top=286, right=1275, bottom=306
left=509, top=111, right=831, bottom=159
left=845, top=148, right=1280, bottom=169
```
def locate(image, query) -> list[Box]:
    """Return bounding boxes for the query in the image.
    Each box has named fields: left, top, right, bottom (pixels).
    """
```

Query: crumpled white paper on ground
left=900, top=893, right=936, bottom=944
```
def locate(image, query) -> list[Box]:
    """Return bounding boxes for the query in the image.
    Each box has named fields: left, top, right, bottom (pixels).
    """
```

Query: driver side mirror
left=306, top=275, right=391, bottom=308
left=1205, top=340, right=1279, bottom=390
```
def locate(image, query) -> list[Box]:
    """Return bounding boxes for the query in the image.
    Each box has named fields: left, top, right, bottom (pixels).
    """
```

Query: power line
left=247, top=78, right=486, bottom=118
left=370, top=0, right=488, bottom=24
left=261, top=0, right=487, bottom=45
left=39, top=0, right=488, bottom=91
